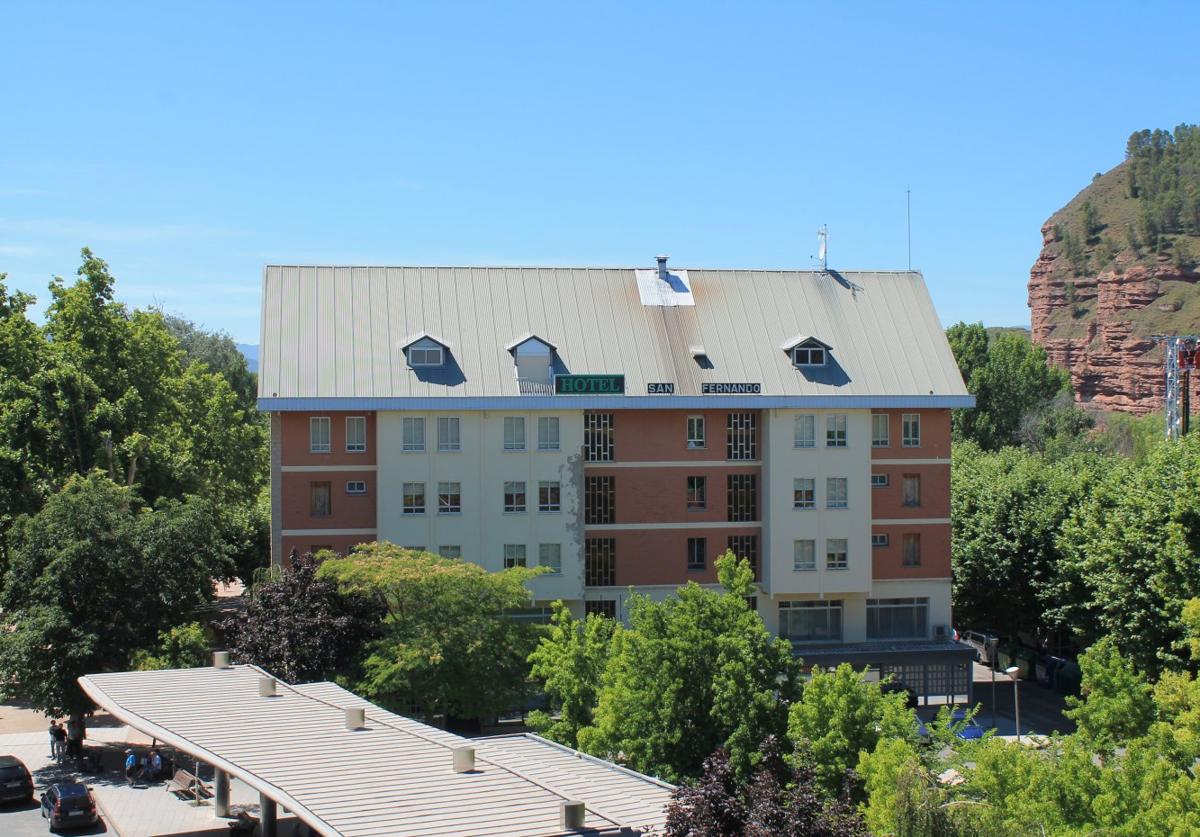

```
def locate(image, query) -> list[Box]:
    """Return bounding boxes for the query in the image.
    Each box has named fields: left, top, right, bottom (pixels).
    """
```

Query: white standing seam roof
left=257, top=265, right=973, bottom=409
left=79, top=666, right=673, bottom=837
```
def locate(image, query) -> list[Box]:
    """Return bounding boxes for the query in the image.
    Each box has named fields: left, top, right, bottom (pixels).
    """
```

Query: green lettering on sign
left=554, top=374, right=626, bottom=395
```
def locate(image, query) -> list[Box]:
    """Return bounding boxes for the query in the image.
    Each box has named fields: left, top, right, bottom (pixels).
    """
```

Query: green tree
left=526, top=600, right=615, bottom=748
left=786, top=663, right=917, bottom=796
left=1064, top=636, right=1154, bottom=749
left=318, top=543, right=542, bottom=724
left=161, top=313, right=258, bottom=412
left=0, top=473, right=224, bottom=722
left=131, top=622, right=212, bottom=670
left=945, top=322, right=988, bottom=391
left=577, top=552, right=796, bottom=782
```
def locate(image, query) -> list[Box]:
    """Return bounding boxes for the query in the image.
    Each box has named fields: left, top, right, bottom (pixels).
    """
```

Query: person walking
left=124, top=750, right=139, bottom=786
left=47, top=721, right=59, bottom=760
left=53, top=721, right=67, bottom=762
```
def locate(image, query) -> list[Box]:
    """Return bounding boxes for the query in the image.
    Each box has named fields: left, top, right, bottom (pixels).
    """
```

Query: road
left=969, top=662, right=1076, bottom=737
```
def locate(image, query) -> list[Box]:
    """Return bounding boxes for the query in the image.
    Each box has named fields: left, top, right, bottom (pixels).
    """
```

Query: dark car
left=40, top=782, right=98, bottom=831
left=0, top=755, right=34, bottom=803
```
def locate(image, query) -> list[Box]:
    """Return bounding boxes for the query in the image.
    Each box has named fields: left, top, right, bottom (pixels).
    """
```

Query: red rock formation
left=1028, top=223, right=1199, bottom=414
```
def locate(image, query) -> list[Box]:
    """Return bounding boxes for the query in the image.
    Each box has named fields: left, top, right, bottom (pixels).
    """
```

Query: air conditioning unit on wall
left=933, top=624, right=949, bottom=639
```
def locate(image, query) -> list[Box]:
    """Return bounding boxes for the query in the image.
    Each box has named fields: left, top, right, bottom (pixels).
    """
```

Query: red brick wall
left=870, top=523, right=951, bottom=579
left=869, top=409, right=951, bottom=460
left=280, top=412, right=377, bottom=466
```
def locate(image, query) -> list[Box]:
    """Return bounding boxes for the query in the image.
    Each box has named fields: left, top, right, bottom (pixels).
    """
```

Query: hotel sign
left=702, top=383, right=762, bottom=394
left=555, top=374, right=626, bottom=395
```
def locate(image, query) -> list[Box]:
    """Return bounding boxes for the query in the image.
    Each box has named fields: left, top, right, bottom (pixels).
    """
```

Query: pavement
left=916, top=661, right=1076, bottom=738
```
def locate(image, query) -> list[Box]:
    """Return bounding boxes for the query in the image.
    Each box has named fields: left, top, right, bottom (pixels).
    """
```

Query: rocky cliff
left=1028, top=139, right=1200, bottom=415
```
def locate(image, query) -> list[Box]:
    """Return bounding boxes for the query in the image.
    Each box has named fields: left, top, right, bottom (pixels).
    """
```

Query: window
left=402, top=417, right=425, bottom=452
left=310, top=482, right=331, bottom=517
left=793, top=478, right=815, bottom=509
left=902, top=533, right=921, bottom=567
left=871, top=473, right=889, bottom=488
left=439, top=545, right=462, bottom=559
left=872, top=533, right=889, bottom=548
left=437, top=417, right=461, bottom=452
left=728, top=535, right=758, bottom=574
left=408, top=342, right=443, bottom=367
left=504, top=544, right=527, bottom=568
left=585, top=600, right=617, bottom=619
left=872, top=414, right=890, bottom=447
left=726, top=412, right=758, bottom=460
left=687, top=476, right=707, bottom=511
left=539, top=481, right=561, bottom=512
left=503, top=481, right=527, bottom=513
left=902, top=413, right=921, bottom=447
left=585, top=538, right=615, bottom=586
left=792, top=345, right=826, bottom=366
left=584, top=412, right=614, bottom=461
left=793, top=414, right=816, bottom=448
left=503, top=417, right=526, bottom=451
left=687, top=537, right=707, bottom=570
left=402, top=482, right=425, bottom=514
left=867, top=597, right=929, bottom=639
left=438, top=482, right=461, bottom=514
left=826, top=414, right=847, bottom=447
left=585, top=476, right=615, bottom=524
left=727, top=474, right=758, bottom=522
left=902, top=474, right=921, bottom=507
left=779, top=600, right=843, bottom=642
left=345, top=416, right=367, bottom=452
left=687, top=415, right=706, bottom=449
left=539, top=543, right=562, bottom=574
left=403, top=545, right=426, bottom=552
left=826, top=538, right=848, bottom=570
left=793, top=540, right=816, bottom=571
left=537, top=417, right=560, bottom=450
left=346, top=480, right=367, bottom=495
left=309, top=417, right=331, bottom=453
left=826, top=477, right=848, bottom=509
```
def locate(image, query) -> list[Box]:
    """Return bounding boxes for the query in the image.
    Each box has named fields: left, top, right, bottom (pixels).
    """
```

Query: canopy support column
left=260, top=793, right=277, bottom=837
left=214, top=769, right=230, bottom=817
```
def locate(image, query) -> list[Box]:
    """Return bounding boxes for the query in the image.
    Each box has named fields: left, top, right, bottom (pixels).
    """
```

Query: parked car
left=960, top=629, right=1001, bottom=666
left=950, top=707, right=985, bottom=740
left=40, top=782, right=98, bottom=831
left=0, top=755, right=34, bottom=803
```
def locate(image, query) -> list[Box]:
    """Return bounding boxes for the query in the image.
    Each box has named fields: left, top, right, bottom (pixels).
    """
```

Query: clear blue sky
left=3, top=2, right=1197, bottom=343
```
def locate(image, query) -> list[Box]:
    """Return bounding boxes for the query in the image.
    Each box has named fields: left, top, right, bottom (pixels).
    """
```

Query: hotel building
left=258, top=259, right=975, bottom=699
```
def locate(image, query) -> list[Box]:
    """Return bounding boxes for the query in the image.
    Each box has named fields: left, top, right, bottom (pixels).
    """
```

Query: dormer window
left=401, top=333, right=450, bottom=368
left=506, top=333, right=557, bottom=388
left=792, top=345, right=825, bottom=367
left=781, top=335, right=831, bottom=368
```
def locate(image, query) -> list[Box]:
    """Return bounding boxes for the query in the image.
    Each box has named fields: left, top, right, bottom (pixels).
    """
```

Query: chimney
left=212, top=651, right=230, bottom=669
left=452, top=747, right=476, bottom=773
left=345, top=707, right=365, bottom=730
left=258, top=677, right=277, bottom=697
left=656, top=255, right=670, bottom=282
left=560, top=800, right=586, bottom=829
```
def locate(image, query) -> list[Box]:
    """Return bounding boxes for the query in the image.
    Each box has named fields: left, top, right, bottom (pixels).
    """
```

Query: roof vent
left=345, top=707, right=365, bottom=730
left=258, top=677, right=277, bottom=697
left=212, top=651, right=230, bottom=669
left=560, top=800, right=586, bottom=829
left=656, top=255, right=670, bottom=282
left=452, top=747, right=476, bottom=773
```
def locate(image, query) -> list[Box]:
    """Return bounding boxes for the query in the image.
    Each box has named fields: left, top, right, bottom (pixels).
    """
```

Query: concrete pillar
left=214, top=769, right=230, bottom=818
left=260, top=793, right=277, bottom=837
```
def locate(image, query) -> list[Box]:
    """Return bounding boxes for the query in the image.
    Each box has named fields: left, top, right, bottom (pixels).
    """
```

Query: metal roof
left=79, top=665, right=672, bottom=837
left=258, top=265, right=972, bottom=409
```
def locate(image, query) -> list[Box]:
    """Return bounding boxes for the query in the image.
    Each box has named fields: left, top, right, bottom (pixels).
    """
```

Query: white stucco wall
left=376, top=410, right=585, bottom=603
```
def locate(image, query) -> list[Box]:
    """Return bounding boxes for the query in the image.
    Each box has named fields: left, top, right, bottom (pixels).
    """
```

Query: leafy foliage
left=664, top=738, right=869, bottom=837
left=0, top=473, right=225, bottom=717
left=526, top=600, right=615, bottom=748
left=318, top=543, right=542, bottom=723
left=786, top=662, right=917, bottom=797
left=577, top=552, right=796, bottom=782
left=1064, top=636, right=1154, bottom=749
left=131, top=622, right=212, bottom=671
left=221, top=552, right=383, bottom=683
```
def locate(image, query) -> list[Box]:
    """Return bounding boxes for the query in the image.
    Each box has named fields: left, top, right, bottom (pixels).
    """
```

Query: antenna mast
left=907, top=189, right=912, bottom=270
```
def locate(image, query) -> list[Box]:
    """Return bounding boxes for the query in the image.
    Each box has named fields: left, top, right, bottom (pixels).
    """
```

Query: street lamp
left=1004, top=665, right=1021, bottom=743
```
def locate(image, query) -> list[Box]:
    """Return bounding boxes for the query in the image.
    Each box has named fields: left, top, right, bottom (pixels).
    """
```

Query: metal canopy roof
left=258, top=265, right=973, bottom=410
left=79, top=665, right=672, bottom=837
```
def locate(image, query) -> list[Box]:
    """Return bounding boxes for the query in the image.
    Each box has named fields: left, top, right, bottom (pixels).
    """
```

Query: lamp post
left=1004, top=665, right=1021, bottom=743
left=988, top=639, right=999, bottom=730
